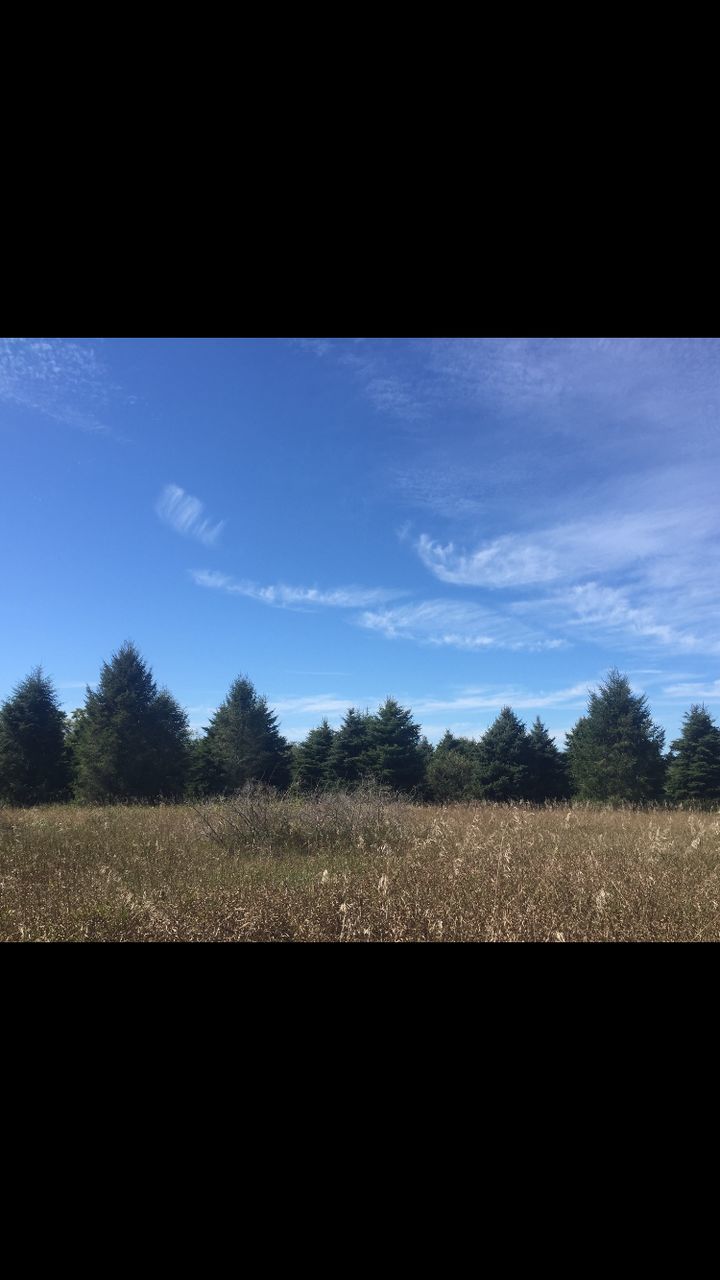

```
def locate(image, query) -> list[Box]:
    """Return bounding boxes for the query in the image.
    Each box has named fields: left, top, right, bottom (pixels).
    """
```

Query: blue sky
left=2, top=336, right=720, bottom=747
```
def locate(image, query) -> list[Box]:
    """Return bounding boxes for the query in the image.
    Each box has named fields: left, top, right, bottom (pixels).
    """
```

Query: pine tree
left=426, top=731, right=477, bottom=802
left=326, top=708, right=373, bottom=787
left=565, top=669, right=665, bottom=803
left=475, top=707, right=531, bottom=802
left=526, top=718, right=571, bottom=802
left=201, top=676, right=291, bottom=793
left=0, top=668, right=70, bottom=805
left=293, top=719, right=336, bottom=790
left=665, top=705, right=720, bottom=805
left=366, top=698, right=426, bottom=793
left=73, top=642, right=191, bottom=800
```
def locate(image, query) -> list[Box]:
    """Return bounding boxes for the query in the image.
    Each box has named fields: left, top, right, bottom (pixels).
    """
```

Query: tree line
left=1, top=642, right=720, bottom=807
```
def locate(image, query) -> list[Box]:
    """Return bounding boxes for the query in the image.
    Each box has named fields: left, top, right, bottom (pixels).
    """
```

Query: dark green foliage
left=326, top=708, right=373, bottom=787
left=526, top=718, right=571, bottom=802
left=475, top=707, right=531, bottom=802
left=566, top=669, right=665, bottom=803
left=200, top=676, right=291, bottom=793
left=366, top=697, right=426, bottom=793
left=0, top=668, right=71, bottom=805
left=293, top=719, right=336, bottom=791
left=665, top=705, right=720, bottom=805
left=427, top=731, right=477, bottom=802
left=73, top=643, right=191, bottom=801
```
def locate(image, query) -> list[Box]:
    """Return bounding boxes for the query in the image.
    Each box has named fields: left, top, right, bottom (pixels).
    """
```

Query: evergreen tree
left=0, top=668, right=70, bottom=805
left=565, top=669, right=665, bottom=803
left=366, top=698, right=426, bottom=793
left=187, top=734, right=218, bottom=798
left=665, top=705, right=720, bottom=805
left=74, top=642, right=190, bottom=800
left=326, top=708, right=373, bottom=787
left=293, top=719, right=336, bottom=790
left=526, top=718, right=571, bottom=802
left=475, top=707, right=531, bottom=802
left=201, top=675, right=291, bottom=793
left=426, top=731, right=477, bottom=802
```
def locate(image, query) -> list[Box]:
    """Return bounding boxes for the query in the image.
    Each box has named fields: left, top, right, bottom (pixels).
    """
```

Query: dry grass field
left=2, top=786, right=720, bottom=941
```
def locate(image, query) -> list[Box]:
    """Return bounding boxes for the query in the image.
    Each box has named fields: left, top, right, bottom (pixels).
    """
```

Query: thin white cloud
left=270, top=695, right=357, bottom=715
left=410, top=683, right=591, bottom=714
left=358, top=599, right=566, bottom=653
left=0, top=337, right=114, bottom=432
left=157, top=485, right=224, bottom=547
left=518, top=582, right=720, bottom=659
left=191, top=569, right=404, bottom=610
left=662, top=679, right=720, bottom=700
left=416, top=501, right=716, bottom=591
left=417, top=532, right=560, bottom=588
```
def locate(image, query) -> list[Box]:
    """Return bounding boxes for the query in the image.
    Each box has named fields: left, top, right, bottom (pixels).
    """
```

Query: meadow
left=2, top=786, right=720, bottom=942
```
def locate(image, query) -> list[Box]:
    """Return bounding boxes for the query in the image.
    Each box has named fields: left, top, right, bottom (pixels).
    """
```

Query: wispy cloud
left=417, top=532, right=559, bottom=588
left=358, top=599, right=566, bottom=653
left=661, top=679, right=720, bottom=700
left=413, top=473, right=720, bottom=658
left=410, top=682, right=591, bottom=714
left=514, top=582, right=720, bottom=659
left=191, top=569, right=404, bottom=610
left=0, top=337, right=115, bottom=432
left=157, top=485, right=225, bottom=547
left=270, top=695, right=358, bottom=715
left=416, top=499, right=717, bottom=590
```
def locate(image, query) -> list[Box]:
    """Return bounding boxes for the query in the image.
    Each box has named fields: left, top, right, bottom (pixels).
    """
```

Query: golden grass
left=2, top=791, right=720, bottom=941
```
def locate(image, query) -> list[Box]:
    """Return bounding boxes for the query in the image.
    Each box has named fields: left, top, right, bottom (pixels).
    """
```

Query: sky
left=2, top=335, right=720, bottom=748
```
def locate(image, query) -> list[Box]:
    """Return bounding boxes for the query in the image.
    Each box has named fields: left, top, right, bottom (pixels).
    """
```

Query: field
left=2, top=786, right=720, bottom=942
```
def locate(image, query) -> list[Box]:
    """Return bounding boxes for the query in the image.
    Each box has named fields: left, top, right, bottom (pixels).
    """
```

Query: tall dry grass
left=2, top=786, right=720, bottom=941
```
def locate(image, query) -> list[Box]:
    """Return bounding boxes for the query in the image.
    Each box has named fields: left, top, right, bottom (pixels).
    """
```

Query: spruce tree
left=326, top=708, right=373, bottom=787
left=565, top=669, right=665, bottom=803
left=426, top=731, right=477, bottom=802
left=201, top=676, right=291, bottom=793
left=526, top=718, right=571, bottom=802
left=293, top=719, right=336, bottom=790
left=366, top=698, right=426, bottom=793
left=665, top=705, right=720, bottom=805
left=74, top=642, right=191, bottom=800
left=0, top=668, right=70, bottom=805
left=475, top=707, right=531, bottom=802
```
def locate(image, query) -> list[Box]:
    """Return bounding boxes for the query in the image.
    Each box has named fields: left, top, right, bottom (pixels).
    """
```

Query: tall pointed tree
left=73, top=642, right=191, bottom=800
left=293, top=719, right=336, bottom=790
left=0, top=668, right=70, bottom=805
left=326, top=708, right=373, bottom=787
left=367, top=698, right=426, bottom=793
left=665, top=705, right=720, bottom=805
left=201, top=676, right=291, bottom=792
left=565, top=669, right=665, bottom=803
left=526, top=718, right=571, bottom=802
left=475, top=707, right=531, bottom=802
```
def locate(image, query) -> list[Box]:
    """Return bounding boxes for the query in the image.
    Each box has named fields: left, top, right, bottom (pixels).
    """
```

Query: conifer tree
left=665, top=705, right=720, bottom=805
left=475, top=707, right=531, bottom=802
left=366, top=697, right=426, bottom=793
left=526, top=718, right=571, bottom=802
left=201, top=676, right=291, bottom=793
left=292, top=719, right=336, bottom=790
left=565, top=669, right=665, bottom=803
left=326, top=708, right=373, bottom=787
left=73, top=642, right=191, bottom=800
left=0, top=668, right=70, bottom=805
left=426, top=731, right=477, bottom=802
